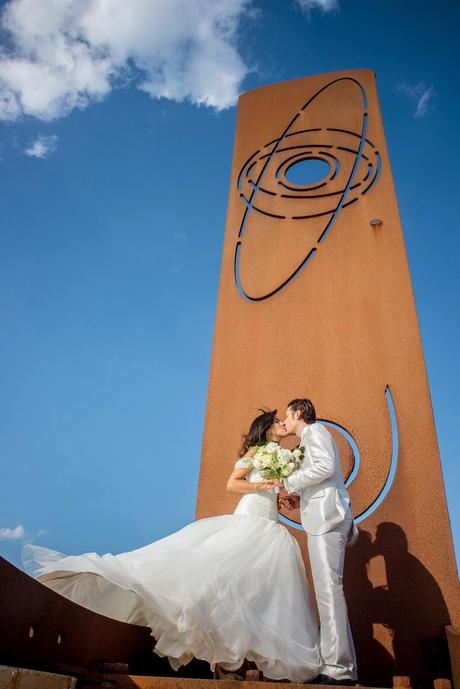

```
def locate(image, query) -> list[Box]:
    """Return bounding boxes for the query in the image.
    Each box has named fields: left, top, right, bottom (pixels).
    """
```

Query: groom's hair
left=287, top=398, right=316, bottom=424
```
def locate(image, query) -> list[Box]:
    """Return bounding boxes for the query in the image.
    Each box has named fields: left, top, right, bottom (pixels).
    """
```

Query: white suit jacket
left=284, top=422, right=358, bottom=542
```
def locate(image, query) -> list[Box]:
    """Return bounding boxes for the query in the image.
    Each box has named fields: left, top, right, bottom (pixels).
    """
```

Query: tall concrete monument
left=196, top=70, right=460, bottom=687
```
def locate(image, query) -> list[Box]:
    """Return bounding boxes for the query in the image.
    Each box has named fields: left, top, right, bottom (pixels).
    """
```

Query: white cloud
left=24, top=133, right=59, bottom=158
left=0, top=0, right=252, bottom=122
left=0, top=524, right=25, bottom=540
left=398, top=82, right=435, bottom=118
left=295, top=0, right=339, bottom=15
left=0, top=524, right=49, bottom=541
left=414, top=86, right=434, bottom=118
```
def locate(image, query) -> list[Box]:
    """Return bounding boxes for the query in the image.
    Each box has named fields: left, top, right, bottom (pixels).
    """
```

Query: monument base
left=0, top=666, right=380, bottom=689
left=0, top=665, right=76, bottom=689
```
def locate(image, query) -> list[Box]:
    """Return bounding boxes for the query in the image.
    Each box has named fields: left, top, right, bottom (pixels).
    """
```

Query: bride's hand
left=256, top=480, right=280, bottom=492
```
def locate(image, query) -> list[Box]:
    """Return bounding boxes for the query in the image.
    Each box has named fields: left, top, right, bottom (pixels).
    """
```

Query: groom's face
left=283, top=407, right=298, bottom=435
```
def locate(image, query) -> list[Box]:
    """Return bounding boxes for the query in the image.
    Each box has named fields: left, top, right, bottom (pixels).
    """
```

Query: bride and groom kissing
left=23, top=398, right=358, bottom=685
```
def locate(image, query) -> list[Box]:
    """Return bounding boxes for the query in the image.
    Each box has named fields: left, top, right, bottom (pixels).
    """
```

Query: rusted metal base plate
left=0, top=665, right=76, bottom=689
left=74, top=674, right=371, bottom=689
left=0, top=667, right=388, bottom=689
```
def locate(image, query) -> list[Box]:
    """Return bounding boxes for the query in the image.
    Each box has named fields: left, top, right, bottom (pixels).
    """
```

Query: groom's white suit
left=283, top=422, right=358, bottom=682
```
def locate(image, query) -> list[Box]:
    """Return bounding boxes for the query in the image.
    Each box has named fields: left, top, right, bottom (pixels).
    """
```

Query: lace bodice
left=232, top=458, right=279, bottom=522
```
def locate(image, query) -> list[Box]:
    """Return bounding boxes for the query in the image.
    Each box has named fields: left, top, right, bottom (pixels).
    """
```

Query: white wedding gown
left=22, top=461, right=321, bottom=682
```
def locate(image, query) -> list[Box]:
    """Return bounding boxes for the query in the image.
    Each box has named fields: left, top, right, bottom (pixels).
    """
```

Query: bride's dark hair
left=239, top=408, right=277, bottom=457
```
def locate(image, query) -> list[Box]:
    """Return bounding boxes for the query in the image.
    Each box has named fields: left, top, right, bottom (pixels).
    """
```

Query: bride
left=22, top=409, right=321, bottom=683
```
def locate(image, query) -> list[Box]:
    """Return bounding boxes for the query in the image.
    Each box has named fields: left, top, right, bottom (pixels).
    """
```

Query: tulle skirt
left=23, top=514, right=321, bottom=682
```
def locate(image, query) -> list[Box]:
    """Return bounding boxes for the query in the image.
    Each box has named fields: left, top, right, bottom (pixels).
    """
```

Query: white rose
left=255, top=453, right=267, bottom=469
left=292, top=448, right=302, bottom=459
left=281, top=465, right=293, bottom=477
left=277, top=448, right=291, bottom=462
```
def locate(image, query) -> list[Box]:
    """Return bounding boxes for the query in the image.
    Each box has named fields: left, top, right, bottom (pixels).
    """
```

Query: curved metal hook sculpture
left=279, top=386, right=398, bottom=531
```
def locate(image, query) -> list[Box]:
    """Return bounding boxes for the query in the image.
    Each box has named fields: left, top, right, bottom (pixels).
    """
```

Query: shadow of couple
left=344, top=522, right=452, bottom=689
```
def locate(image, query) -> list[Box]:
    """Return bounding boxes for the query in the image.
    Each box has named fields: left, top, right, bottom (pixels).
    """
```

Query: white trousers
left=307, top=509, right=357, bottom=681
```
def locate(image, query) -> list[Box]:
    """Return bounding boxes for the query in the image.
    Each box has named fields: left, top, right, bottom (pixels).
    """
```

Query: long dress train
left=23, top=460, right=321, bottom=683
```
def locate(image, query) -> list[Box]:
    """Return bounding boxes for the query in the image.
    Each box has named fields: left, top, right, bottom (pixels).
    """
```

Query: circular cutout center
left=285, top=158, right=330, bottom=186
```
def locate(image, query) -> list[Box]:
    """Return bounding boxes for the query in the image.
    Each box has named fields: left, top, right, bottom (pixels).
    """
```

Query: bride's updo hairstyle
left=239, top=409, right=277, bottom=457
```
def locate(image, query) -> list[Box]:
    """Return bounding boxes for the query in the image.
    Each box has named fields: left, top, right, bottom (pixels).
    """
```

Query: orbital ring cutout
left=234, top=78, right=382, bottom=301
left=238, top=129, right=380, bottom=219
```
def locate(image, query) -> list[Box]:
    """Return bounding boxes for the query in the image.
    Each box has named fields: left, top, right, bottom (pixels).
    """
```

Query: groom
left=280, top=398, right=358, bottom=685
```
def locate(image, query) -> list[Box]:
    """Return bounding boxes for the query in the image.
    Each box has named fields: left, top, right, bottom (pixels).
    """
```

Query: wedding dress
left=22, top=460, right=321, bottom=683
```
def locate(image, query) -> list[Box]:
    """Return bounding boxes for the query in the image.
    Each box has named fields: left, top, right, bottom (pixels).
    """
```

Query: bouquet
left=253, top=442, right=305, bottom=494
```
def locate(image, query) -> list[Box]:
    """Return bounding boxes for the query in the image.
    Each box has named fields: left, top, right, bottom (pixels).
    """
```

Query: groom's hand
left=279, top=494, right=300, bottom=511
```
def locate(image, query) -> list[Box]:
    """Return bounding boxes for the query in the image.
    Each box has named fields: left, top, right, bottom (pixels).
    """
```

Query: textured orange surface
left=196, top=70, right=459, bottom=687
left=446, top=627, right=460, bottom=689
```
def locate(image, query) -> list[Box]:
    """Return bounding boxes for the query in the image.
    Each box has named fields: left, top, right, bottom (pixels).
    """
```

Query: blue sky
left=0, top=0, right=459, bottom=570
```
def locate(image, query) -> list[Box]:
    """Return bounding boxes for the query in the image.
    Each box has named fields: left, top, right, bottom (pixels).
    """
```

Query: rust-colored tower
left=195, top=70, right=460, bottom=688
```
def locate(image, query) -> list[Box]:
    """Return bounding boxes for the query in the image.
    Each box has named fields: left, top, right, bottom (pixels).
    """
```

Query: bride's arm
left=226, top=448, right=277, bottom=494
left=226, top=468, right=277, bottom=494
